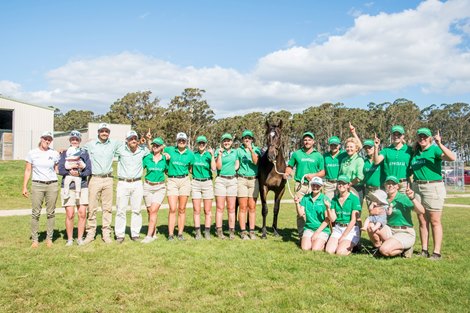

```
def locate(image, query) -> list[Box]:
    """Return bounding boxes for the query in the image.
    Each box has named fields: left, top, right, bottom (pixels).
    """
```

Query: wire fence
left=443, top=161, right=465, bottom=192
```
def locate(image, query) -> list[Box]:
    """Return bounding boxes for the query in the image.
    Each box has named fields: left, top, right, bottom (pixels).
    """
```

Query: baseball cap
left=98, top=123, right=110, bottom=131
left=310, top=177, right=324, bottom=186
left=242, top=130, right=254, bottom=139
left=126, top=130, right=138, bottom=140
left=385, top=176, right=399, bottom=184
left=328, top=136, right=341, bottom=145
left=221, top=133, right=233, bottom=141
left=391, top=125, right=405, bottom=135
left=337, top=175, right=351, bottom=184
left=196, top=135, right=207, bottom=143
left=176, top=132, right=188, bottom=141
left=69, top=130, right=81, bottom=139
left=369, top=190, right=388, bottom=206
left=302, top=131, right=314, bottom=139
left=152, top=137, right=164, bottom=145
left=41, top=131, right=53, bottom=139
left=363, top=139, right=374, bottom=147
left=417, top=128, right=432, bottom=137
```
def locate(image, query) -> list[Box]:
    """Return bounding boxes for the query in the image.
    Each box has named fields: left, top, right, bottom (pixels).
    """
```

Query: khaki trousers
left=31, top=181, right=58, bottom=241
left=87, top=176, right=114, bottom=238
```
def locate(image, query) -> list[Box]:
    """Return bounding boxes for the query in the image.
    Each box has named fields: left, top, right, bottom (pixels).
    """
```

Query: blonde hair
left=345, top=137, right=362, bottom=152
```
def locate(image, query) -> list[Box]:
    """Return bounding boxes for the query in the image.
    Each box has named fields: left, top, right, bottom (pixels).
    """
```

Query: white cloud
left=3, top=0, right=470, bottom=117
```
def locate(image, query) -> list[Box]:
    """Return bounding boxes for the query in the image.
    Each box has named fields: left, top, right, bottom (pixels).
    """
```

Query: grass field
left=1, top=160, right=470, bottom=312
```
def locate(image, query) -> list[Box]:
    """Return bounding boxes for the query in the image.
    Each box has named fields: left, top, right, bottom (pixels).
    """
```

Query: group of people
left=23, top=122, right=455, bottom=260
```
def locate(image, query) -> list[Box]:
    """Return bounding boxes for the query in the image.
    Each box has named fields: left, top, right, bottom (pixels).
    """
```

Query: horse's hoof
left=273, top=232, right=280, bottom=237
left=261, top=234, right=267, bottom=239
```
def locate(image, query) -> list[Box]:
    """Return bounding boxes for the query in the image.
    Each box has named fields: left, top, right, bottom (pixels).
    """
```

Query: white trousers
left=115, top=180, right=143, bottom=238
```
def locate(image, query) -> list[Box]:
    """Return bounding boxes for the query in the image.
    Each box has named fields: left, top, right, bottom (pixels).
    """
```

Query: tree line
left=53, top=88, right=470, bottom=163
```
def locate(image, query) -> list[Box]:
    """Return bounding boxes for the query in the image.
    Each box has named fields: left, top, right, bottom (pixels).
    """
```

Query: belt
left=32, top=180, right=57, bottom=185
left=326, top=179, right=337, bottom=183
left=92, top=173, right=113, bottom=178
left=335, top=223, right=349, bottom=227
left=118, top=177, right=141, bottom=182
left=194, top=178, right=212, bottom=182
left=415, top=179, right=443, bottom=184
left=390, top=225, right=410, bottom=230
left=238, top=175, right=257, bottom=180
left=219, top=175, right=235, bottom=179
left=367, top=186, right=379, bottom=191
left=145, top=180, right=164, bottom=186
left=399, top=178, right=407, bottom=182
left=168, top=175, right=188, bottom=178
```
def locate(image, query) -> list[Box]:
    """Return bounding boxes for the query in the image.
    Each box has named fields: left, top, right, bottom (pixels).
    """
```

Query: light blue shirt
left=84, top=138, right=122, bottom=175
left=115, top=144, right=150, bottom=179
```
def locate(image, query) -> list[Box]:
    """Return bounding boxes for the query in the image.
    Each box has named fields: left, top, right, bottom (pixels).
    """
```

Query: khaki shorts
left=167, top=176, right=191, bottom=196
left=330, top=225, right=361, bottom=245
left=192, top=179, right=214, bottom=199
left=214, top=176, right=237, bottom=197
left=143, top=182, right=166, bottom=206
left=303, top=229, right=330, bottom=241
left=383, top=225, right=416, bottom=249
left=237, top=177, right=259, bottom=198
left=412, top=181, right=446, bottom=212
left=323, top=181, right=337, bottom=201
left=62, top=188, right=89, bottom=207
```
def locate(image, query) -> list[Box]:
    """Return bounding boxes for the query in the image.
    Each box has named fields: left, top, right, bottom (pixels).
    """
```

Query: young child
left=62, top=146, right=86, bottom=198
left=361, top=189, right=393, bottom=232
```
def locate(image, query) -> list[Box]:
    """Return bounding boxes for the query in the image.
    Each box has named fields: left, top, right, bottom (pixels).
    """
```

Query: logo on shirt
left=301, top=158, right=316, bottom=163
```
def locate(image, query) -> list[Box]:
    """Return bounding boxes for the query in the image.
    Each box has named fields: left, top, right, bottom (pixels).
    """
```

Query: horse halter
left=267, top=127, right=281, bottom=162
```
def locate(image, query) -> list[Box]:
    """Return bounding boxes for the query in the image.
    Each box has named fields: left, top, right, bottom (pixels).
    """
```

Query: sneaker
left=46, top=240, right=53, bottom=248
left=195, top=229, right=202, bottom=240
left=116, top=237, right=125, bottom=244
left=177, top=234, right=185, bottom=241
left=168, top=235, right=175, bottom=241
left=152, top=232, right=158, bottom=240
left=83, top=235, right=95, bottom=245
left=65, top=240, right=74, bottom=247
left=77, top=238, right=85, bottom=246
left=249, top=231, right=257, bottom=240
left=141, top=236, right=156, bottom=244
left=429, top=252, right=442, bottom=261
left=131, top=236, right=140, bottom=242
left=419, top=250, right=430, bottom=258
left=216, top=229, right=225, bottom=240
left=204, top=231, right=211, bottom=240
left=31, top=241, right=39, bottom=248
left=229, top=230, right=235, bottom=240
left=240, top=231, right=249, bottom=240
left=401, top=247, right=413, bottom=258
left=102, top=236, right=113, bottom=244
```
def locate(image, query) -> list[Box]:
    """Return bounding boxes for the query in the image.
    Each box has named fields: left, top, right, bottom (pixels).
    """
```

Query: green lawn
left=1, top=204, right=469, bottom=312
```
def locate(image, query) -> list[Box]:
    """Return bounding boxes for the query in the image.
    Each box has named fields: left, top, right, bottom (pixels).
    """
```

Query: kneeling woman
left=368, top=176, right=425, bottom=257
left=295, top=177, right=336, bottom=251
left=325, top=175, right=362, bottom=255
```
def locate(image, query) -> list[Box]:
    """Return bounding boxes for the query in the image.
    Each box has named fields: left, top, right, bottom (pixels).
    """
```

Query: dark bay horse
left=258, top=120, right=287, bottom=239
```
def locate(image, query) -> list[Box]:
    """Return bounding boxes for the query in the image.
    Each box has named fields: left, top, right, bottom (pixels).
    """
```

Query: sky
left=1, top=0, right=469, bottom=117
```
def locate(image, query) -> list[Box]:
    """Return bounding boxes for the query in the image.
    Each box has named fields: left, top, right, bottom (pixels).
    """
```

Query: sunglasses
left=99, top=129, right=110, bottom=134
left=41, top=137, right=53, bottom=142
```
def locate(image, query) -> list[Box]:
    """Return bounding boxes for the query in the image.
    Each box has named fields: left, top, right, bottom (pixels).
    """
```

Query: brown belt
left=238, top=176, right=257, bottom=180
left=336, top=223, right=349, bottom=227
left=119, top=177, right=141, bottom=182
left=219, top=175, right=235, bottom=179
left=390, top=225, right=410, bottom=229
left=92, top=173, right=113, bottom=178
left=415, top=179, right=442, bottom=184
left=32, top=180, right=57, bottom=185
left=145, top=180, right=164, bottom=186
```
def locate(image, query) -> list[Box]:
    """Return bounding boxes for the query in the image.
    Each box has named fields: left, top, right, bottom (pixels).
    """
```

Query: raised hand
left=349, top=121, right=356, bottom=134
left=374, top=132, right=380, bottom=147
left=405, top=184, right=415, bottom=200
left=433, top=130, right=441, bottom=145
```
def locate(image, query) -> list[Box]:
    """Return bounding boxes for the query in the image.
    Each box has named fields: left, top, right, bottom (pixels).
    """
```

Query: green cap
left=391, top=125, right=405, bottom=134
left=363, top=139, right=374, bottom=147
left=385, top=176, right=399, bottom=184
left=302, top=131, right=314, bottom=139
left=328, top=136, right=341, bottom=145
left=242, top=130, right=254, bottom=139
left=221, top=133, right=233, bottom=141
left=417, top=128, right=432, bottom=137
left=152, top=137, right=164, bottom=145
left=337, top=175, right=351, bottom=184
left=196, top=135, right=207, bottom=143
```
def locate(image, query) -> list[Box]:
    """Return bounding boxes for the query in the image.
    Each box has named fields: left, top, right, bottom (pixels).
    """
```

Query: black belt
left=367, top=186, right=380, bottom=190
left=145, top=180, right=164, bottom=186
left=32, top=180, right=57, bottom=185
left=390, top=225, right=411, bottom=230
left=219, top=175, right=235, bottom=179
left=93, top=173, right=113, bottom=178
left=399, top=178, right=408, bottom=182
left=238, top=175, right=257, bottom=180
left=335, top=223, right=349, bottom=227
left=194, top=178, right=212, bottom=182
left=118, top=177, right=141, bottom=182
left=168, top=175, right=188, bottom=178
left=326, top=179, right=337, bottom=183
left=415, top=179, right=442, bottom=184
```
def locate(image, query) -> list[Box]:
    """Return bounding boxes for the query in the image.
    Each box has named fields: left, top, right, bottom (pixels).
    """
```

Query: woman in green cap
left=214, top=133, right=239, bottom=239
left=191, top=135, right=216, bottom=240
left=339, top=136, right=365, bottom=203
left=323, top=135, right=348, bottom=200
left=236, top=130, right=262, bottom=240
left=362, top=139, right=384, bottom=205
left=141, top=137, right=169, bottom=243
left=411, top=128, right=455, bottom=260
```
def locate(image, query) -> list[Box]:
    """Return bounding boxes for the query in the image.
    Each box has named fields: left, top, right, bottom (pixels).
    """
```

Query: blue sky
left=1, top=0, right=469, bottom=117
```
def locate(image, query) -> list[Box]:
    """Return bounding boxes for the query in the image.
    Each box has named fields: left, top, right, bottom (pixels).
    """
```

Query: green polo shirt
left=388, top=193, right=414, bottom=227
left=323, top=150, right=347, bottom=180
left=288, top=148, right=324, bottom=182
left=300, top=193, right=331, bottom=234
left=411, top=145, right=443, bottom=181
left=164, top=146, right=195, bottom=177
left=215, top=149, right=238, bottom=176
left=143, top=154, right=167, bottom=183
left=192, top=151, right=213, bottom=179
left=115, top=144, right=150, bottom=179
left=237, top=145, right=261, bottom=177
left=84, top=138, right=123, bottom=175
left=363, top=157, right=384, bottom=187
left=379, top=144, right=412, bottom=180
left=339, top=153, right=365, bottom=183
left=331, top=192, right=362, bottom=224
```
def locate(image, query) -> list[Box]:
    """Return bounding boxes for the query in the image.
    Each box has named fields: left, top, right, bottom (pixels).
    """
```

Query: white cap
left=310, top=177, right=323, bottom=186
left=369, top=189, right=388, bottom=206
left=176, top=132, right=188, bottom=141
left=98, top=123, right=110, bottom=131
left=41, top=131, right=53, bottom=138
left=126, top=130, right=138, bottom=140
left=69, top=130, right=81, bottom=139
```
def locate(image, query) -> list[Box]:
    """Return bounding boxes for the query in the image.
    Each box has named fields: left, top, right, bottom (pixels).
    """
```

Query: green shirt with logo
left=339, top=153, right=364, bottom=183
left=192, top=151, right=213, bottom=179
left=143, top=154, right=167, bottom=183
left=411, top=145, right=443, bottom=181
left=300, top=193, right=331, bottom=234
left=237, top=145, right=261, bottom=177
left=388, top=192, right=414, bottom=227
left=331, top=192, right=362, bottom=224
left=379, top=144, right=412, bottom=180
left=323, top=150, right=348, bottom=180
left=363, top=157, right=384, bottom=187
left=215, top=149, right=238, bottom=176
left=288, top=148, right=324, bottom=182
left=164, top=146, right=195, bottom=176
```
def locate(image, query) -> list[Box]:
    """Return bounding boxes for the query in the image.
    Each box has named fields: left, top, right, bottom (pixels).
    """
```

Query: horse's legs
left=272, top=187, right=285, bottom=237
left=260, top=186, right=269, bottom=239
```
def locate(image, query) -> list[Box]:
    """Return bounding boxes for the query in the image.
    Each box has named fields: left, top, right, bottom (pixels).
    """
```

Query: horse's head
left=265, top=119, right=283, bottom=163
